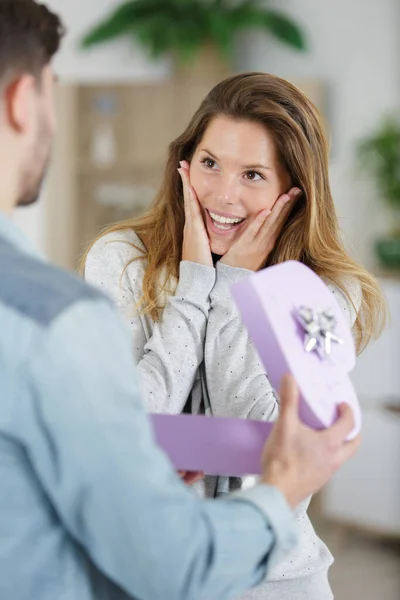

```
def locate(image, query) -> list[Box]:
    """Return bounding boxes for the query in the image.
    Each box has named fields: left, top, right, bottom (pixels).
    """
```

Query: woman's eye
left=244, top=170, right=263, bottom=181
left=202, top=158, right=216, bottom=169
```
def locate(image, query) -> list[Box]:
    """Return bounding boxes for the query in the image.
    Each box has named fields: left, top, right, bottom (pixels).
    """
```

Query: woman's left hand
left=220, top=187, right=302, bottom=271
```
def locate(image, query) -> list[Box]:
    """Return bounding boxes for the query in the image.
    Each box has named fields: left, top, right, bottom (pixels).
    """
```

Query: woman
left=83, top=72, right=386, bottom=599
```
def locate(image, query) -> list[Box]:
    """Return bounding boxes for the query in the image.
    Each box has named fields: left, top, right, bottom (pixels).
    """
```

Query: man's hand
left=261, top=375, right=361, bottom=509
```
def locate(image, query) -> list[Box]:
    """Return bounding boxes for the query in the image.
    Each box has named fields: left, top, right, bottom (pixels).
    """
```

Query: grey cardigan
left=85, top=228, right=359, bottom=600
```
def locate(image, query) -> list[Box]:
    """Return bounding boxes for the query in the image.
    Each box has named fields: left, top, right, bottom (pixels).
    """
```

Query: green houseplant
left=80, top=0, right=306, bottom=66
left=358, top=117, right=400, bottom=269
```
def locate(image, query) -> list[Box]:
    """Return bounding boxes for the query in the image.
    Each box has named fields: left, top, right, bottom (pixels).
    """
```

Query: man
left=0, top=2, right=360, bottom=599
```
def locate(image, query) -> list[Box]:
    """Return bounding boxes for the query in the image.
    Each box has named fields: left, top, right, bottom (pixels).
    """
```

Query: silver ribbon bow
left=295, top=306, right=343, bottom=359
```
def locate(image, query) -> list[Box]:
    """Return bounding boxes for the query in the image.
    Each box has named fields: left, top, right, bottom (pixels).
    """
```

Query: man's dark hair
left=0, top=0, right=64, bottom=85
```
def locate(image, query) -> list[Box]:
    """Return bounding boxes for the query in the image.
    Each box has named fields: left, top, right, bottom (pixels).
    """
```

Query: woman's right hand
left=179, top=161, right=213, bottom=267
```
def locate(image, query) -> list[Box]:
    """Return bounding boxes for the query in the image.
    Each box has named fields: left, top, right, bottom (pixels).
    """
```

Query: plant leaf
left=170, top=13, right=207, bottom=63
left=206, top=5, right=234, bottom=60
left=80, top=0, right=164, bottom=47
left=357, top=118, right=400, bottom=206
left=79, top=0, right=307, bottom=61
left=262, top=10, right=306, bottom=50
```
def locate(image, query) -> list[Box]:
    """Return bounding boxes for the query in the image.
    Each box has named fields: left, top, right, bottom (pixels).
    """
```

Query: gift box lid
left=231, top=260, right=360, bottom=440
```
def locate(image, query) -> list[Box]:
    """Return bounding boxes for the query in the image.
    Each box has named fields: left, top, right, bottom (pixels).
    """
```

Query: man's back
left=0, top=230, right=134, bottom=599
left=0, top=217, right=297, bottom=600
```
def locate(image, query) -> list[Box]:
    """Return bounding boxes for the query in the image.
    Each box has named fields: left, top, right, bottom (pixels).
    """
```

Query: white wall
left=237, top=0, right=400, bottom=269
left=48, top=0, right=170, bottom=83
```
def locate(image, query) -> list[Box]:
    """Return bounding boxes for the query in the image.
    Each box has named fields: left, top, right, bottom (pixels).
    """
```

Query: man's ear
left=4, top=74, right=37, bottom=134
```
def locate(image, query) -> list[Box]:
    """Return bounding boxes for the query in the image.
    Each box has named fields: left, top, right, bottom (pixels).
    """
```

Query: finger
left=253, top=206, right=287, bottom=249
left=324, top=403, right=356, bottom=448
left=261, top=198, right=292, bottom=240
left=179, top=163, right=201, bottom=218
left=178, top=167, right=190, bottom=213
left=237, top=208, right=272, bottom=244
left=178, top=166, right=197, bottom=221
left=253, top=189, right=299, bottom=244
left=278, top=187, right=302, bottom=206
left=178, top=162, right=191, bottom=196
left=334, top=402, right=356, bottom=438
left=179, top=161, right=192, bottom=186
left=286, top=187, right=302, bottom=200
left=263, top=188, right=300, bottom=226
left=269, top=187, right=302, bottom=221
left=180, top=160, right=190, bottom=171
left=278, top=373, right=300, bottom=423
left=332, top=434, right=362, bottom=471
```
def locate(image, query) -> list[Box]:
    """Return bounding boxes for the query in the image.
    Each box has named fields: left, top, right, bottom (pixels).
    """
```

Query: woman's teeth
left=209, top=211, right=245, bottom=230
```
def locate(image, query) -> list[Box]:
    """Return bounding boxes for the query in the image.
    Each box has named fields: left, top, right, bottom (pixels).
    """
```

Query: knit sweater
left=85, top=228, right=360, bottom=600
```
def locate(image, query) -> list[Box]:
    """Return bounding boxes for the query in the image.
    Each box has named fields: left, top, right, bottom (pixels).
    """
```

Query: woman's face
left=189, top=115, right=291, bottom=256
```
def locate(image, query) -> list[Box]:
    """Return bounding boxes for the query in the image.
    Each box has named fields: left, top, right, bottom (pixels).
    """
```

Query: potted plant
left=357, top=117, right=400, bottom=269
left=80, top=0, right=306, bottom=76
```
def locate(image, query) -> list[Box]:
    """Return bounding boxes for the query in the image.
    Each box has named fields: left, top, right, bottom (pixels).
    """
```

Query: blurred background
left=16, top=1, right=400, bottom=597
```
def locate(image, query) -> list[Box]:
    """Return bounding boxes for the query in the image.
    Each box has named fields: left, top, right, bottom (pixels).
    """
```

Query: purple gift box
left=151, top=413, right=273, bottom=476
left=150, top=261, right=361, bottom=476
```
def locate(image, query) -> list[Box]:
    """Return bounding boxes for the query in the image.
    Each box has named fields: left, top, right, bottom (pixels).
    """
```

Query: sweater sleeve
left=203, top=263, right=362, bottom=423
left=84, top=231, right=216, bottom=414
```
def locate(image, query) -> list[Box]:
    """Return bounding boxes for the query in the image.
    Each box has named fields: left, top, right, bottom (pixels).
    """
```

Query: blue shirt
left=0, top=212, right=297, bottom=600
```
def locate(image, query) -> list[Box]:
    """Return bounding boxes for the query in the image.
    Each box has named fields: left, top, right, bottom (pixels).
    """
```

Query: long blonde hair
left=81, top=72, right=387, bottom=353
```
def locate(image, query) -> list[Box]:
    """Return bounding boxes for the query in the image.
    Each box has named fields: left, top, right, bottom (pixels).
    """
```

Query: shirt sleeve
left=84, top=232, right=216, bottom=414
left=14, top=298, right=297, bottom=600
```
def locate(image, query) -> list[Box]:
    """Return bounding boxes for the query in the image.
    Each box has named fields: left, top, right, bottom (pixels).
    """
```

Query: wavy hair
left=81, top=72, right=387, bottom=353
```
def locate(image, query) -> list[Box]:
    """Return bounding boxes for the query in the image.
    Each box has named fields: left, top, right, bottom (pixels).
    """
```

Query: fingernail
left=293, top=188, right=302, bottom=198
left=179, top=161, right=184, bottom=167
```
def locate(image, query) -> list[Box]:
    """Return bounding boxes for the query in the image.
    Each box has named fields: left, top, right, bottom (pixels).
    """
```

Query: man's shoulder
left=0, top=236, right=110, bottom=327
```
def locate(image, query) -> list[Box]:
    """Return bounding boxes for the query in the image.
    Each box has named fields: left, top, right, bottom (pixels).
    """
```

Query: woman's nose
left=214, top=174, right=241, bottom=206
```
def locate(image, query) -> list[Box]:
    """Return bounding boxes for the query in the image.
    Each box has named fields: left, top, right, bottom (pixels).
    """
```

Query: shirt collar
left=0, top=209, right=38, bottom=256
